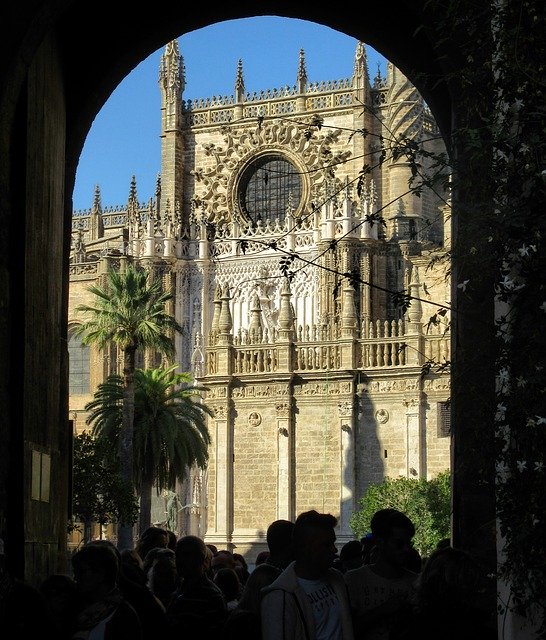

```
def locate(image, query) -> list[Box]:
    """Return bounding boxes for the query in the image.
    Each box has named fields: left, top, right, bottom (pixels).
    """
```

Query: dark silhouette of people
left=39, top=573, right=79, bottom=638
left=334, top=540, right=364, bottom=574
left=262, top=519, right=295, bottom=574
left=233, top=552, right=251, bottom=586
left=261, top=510, right=355, bottom=640
left=71, top=541, right=144, bottom=639
left=344, top=508, right=418, bottom=640
left=223, top=562, right=280, bottom=640
left=0, top=538, right=56, bottom=638
left=390, top=546, right=497, bottom=640
left=86, top=540, right=169, bottom=638
left=167, top=534, right=227, bottom=639
left=213, top=566, right=242, bottom=610
left=142, top=546, right=177, bottom=610
left=134, top=526, right=169, bottom=564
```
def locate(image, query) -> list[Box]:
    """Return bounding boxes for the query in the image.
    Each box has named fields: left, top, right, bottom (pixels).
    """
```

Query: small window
left=68, top=329, right=90, bottom=394
left=437, top=401, right=451, bottom=437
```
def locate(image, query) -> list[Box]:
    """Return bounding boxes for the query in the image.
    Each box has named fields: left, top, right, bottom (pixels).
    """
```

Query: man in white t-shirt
left=261, top=510, right=354, bottom=640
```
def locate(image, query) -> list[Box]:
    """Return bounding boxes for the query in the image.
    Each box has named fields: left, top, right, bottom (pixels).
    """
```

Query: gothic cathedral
left=69, top=39, right=451, bottom=557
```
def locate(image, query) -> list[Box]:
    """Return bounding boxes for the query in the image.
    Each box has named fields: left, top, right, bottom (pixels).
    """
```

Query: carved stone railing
left=184, top=78, right=355, bottom=128
left=204, top=318, right=450, bottom=377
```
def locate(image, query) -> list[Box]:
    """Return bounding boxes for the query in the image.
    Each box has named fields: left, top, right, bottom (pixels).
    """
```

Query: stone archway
left=0, top=2, right=494, bottom=601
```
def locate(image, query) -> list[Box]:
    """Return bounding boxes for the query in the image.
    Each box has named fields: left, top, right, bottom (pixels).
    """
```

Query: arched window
left=68, top=329, right=90, bottom=394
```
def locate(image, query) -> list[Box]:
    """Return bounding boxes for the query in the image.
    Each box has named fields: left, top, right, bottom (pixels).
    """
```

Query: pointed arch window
left=68, top=329, right=90, bottom=394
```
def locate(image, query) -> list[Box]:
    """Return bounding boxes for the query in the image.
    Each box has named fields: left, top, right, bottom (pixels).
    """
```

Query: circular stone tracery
left=237, top=153, right=303, bottom=226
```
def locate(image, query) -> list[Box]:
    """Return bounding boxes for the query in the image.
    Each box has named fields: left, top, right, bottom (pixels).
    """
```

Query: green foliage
left=73, top=263, right=182, bottom=357
left=350, top=471, right=451, bottom=558
left=71, top=431, right=139, bottom=533
left=74, top=262, right=183, bottom=548
left=85, top=365, right=213, bottom=491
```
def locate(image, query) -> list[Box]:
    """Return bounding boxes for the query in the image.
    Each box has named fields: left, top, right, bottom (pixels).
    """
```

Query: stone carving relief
left=294, top=380, right=352, bottom=396
left=338, top=400, right=353, bottom=416
left=211, top=405, right=228, bottom=419
left=368, top=378, right=419, bottom=393
left=275, top=402, right=290, bottom=417
left=248, top=412, right=262, bottom=427
left=232, top=384, right=290, bottom=399
left=375, top=409, right=389, bottom=424
left=192, top=119, right=349, bottom=225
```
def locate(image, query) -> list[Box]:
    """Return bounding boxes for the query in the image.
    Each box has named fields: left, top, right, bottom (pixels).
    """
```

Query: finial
left=92, top=184, right=102, bottom=211
left=374, top=62, right=383, bottom=88
left=159, top=39, right=185, bottom=97
left=235, top=59, right=245, bottom=94
left=297, top=48, right=308, bottom=95
left=128, top=175, right=138, bottom=204
left=297, top=48, right=308, bottom=83
left=353, top=41, right=370, bottom=91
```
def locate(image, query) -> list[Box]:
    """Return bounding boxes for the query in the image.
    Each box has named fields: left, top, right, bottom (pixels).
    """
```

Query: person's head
left=266, top=519, right=295, bottom=567
left=293, top=510, right=338, bottom=576
left=339, top=539, right=364, bottom=572
left=175, top=535, right=208, bottom=578
left=71, top=542, right=120, bottom=597
left=211, top=549, right=236, bottom=574
left=416, top=546, right=487, bottom=613
left=143, top=547, right=177, bottom=593
left=213, top=567, right=241, bottom=602
left=255, top=550, right=270, bottom=566
left=135, top=526, right=169, bottom=562
left=370, top=508, right=415, bottom=569
left=39, top=573, right=78, bottom=617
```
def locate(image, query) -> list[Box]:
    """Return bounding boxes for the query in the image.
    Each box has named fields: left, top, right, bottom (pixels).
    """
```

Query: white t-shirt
left=297, top=577, right=343, bottom=640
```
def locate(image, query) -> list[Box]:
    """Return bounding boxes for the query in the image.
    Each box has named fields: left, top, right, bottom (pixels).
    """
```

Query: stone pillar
left=404, top=396, right=422, bottom=478
left=338, top=397, right=355, bottom=537
left=210, top=402, right=232, bottom=548
left=275, top=395, right=293, bottom=521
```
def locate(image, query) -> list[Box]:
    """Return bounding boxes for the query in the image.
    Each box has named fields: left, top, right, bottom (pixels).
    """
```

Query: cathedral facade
left=69, top=39, right=451, bottom=557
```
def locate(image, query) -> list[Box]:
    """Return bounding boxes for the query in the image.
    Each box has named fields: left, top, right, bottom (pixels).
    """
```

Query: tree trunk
left=118, top=345, right=136, bottom=550
left=139, top=477, right=153, bottom=535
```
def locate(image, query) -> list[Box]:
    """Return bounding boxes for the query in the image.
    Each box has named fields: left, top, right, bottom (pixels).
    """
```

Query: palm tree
left=74, top=263, right=182, bottom=549
left=85, top=365, right=213, bottom=534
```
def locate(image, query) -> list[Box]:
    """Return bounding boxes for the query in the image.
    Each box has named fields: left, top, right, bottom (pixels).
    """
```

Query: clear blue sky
left=73, top=16, right=387, bottom=212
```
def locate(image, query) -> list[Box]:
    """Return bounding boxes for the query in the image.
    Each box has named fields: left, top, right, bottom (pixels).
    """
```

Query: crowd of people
left=0, top=509, right=497, bottom=639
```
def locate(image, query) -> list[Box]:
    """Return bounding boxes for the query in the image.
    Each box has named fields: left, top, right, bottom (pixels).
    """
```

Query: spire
left=159, top=39, right=185, bottom=97
left=373, top=62, right=383, bottom=89
left=155, top=173, right=161, bottom=212
left=235, top=59, right=245, bottom=103
left=159, top=40, right=184, bottom=131
left=218, top=285, right=233, bottom=344
left=353, top=41, right=370, bottom=93
left=249, top=293, right=263, bottom=341
left=128, top=175, right=138, bottom=208
left=90, top=185, right=104, bottom=240
left=297, top=48, right=308, bottom=93
left=211, top=285, right=222, bottom=340
left=92, top=184, right=102, bottom=212
left=278, top=278, right=295, bottom=340
left=407, top=266, right=423, bottom=328
left=341, top=283, right=358, bottom=337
